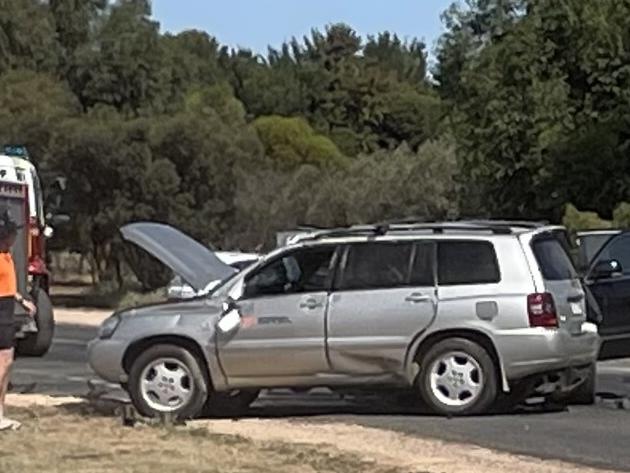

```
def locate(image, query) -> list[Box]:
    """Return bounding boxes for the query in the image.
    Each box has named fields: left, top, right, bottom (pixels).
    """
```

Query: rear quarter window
left=438, top=241, right=500, bottom=285
left=532, top=237, right=578, bottom=281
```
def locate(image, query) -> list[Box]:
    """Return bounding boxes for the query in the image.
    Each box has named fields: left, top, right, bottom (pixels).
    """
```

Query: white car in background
left=167, top=251, right=260, bottom=300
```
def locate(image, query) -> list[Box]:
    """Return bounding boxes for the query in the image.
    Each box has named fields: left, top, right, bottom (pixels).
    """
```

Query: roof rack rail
left=290, top=221, right=522, bottom=243
left=378, top=218, right=547, bottom=228
left=385, top=222, right=513, bottom=235
left=458, top=219, right=548, bottom=228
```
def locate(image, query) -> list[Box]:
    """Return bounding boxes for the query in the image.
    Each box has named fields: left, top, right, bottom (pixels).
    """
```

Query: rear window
left=438, top=241, right=500, bottom=285
left=532, top=238, right=578, bottom=281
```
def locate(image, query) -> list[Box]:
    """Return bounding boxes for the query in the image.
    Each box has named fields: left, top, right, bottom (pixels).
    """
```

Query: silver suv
left=88, top=221, right=600, bottom=418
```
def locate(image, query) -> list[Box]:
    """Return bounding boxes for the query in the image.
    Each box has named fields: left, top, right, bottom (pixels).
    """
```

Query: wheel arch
left=122, top=335, right=218, bottom=389
left=406, top=328, right=510, bottom=393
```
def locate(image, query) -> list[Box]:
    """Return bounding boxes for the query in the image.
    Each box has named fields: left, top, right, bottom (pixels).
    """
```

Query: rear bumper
left=496, top=323, right=600, bottom=382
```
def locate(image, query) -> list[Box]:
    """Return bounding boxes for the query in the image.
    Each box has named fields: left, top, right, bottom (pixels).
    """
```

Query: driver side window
left=595, top=235, right=630, bottom=275
left=244, top=246, right=336, bottom=299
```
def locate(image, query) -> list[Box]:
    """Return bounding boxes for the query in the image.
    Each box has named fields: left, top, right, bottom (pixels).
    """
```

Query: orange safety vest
left=0, top=252, right=17, bottom=297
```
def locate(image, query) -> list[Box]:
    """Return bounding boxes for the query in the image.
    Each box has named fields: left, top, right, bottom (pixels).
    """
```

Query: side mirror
left=591, top=259, right=623, bottom=280
left=217, top=299, right=241, bottom=334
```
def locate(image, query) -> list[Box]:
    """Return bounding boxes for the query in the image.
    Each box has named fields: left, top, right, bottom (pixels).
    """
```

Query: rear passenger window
left=533, top=238, right=578, bottom=281
left=339, top=242, right=413, bottom=290
left=438, top=241, right=500, bottom=285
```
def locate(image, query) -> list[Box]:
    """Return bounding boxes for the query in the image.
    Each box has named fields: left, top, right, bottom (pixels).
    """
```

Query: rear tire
left=565, top=363, right=596, bottom=405
left=128, top=344, right=209, bottom=420
left=16, top=288, right=54, bottom=357
left=419, top=337, right=498, bottom=416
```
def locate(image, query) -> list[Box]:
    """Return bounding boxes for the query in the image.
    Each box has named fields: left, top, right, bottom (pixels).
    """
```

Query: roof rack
left=290, top=221, right=526, bottom=244
left=458, top=219, right=548, bottom=228
left=380, top=218, right=548, bottom=228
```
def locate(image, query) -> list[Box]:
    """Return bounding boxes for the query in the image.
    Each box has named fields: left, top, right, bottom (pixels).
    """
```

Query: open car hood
left=120, top=222, right=237, bottom=292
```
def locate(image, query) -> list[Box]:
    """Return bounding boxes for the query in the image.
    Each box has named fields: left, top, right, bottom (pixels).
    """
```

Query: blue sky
left=152, top=0, right=454, bottom=56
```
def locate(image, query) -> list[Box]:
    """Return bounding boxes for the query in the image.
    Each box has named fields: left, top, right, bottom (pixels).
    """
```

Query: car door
left=327, top=240, right=437, bottom=375
left=217, top=245, right=337, bottom=381
left=584, top=233, right=630, bottom=359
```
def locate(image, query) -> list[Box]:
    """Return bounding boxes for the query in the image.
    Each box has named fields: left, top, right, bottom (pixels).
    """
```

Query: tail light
left=527, top=293, right=558, bottom=328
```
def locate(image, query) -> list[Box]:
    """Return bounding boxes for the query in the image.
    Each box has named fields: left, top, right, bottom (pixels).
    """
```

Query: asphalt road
left=11, top=324, right=630, bottom=471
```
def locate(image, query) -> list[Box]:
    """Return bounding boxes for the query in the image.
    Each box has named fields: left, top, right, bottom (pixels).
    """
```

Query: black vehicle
left=576, top=229, right=630, bottom=360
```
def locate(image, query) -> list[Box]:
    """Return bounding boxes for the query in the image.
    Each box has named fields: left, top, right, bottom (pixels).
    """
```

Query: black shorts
left=0, top=296, right=15, bottom=350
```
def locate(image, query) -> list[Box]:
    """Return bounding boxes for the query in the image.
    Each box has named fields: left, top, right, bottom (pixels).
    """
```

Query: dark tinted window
left=532, top=238, right=577, bottom=281
left=244, top=246, right=335, bottom=298
left=438, top=241, right=500, bottom=285
left=410, top=243, right=434, bottom=286
left=339, top=242, right=413, bottom=290
left=577, top=234, right=615, bottom=271
left=593, top=234, right=630, bottom=275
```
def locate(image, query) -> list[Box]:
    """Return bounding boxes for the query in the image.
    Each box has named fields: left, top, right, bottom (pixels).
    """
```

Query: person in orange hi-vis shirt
left=0, top=210, right=36, bottom=431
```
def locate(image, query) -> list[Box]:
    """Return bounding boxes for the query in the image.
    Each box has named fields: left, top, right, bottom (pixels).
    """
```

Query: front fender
left=117, top=301, right=229, bottom=389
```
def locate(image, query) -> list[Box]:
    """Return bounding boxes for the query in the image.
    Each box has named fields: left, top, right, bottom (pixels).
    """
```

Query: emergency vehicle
left=1, top=145, right=57, bottom=356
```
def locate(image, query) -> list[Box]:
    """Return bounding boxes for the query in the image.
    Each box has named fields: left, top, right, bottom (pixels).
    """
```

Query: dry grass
left=0, top=404, right=403, bottom=473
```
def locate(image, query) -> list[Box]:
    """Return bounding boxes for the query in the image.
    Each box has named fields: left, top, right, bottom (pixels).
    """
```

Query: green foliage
left=339, top=137, right=459, bottom=224
left=70, top=0, right=167, bottom=113
left=233, top=136, right=459, bottom=249
left=252, top=116, right=346, bottom=170
left=562, top=204, right=611, bottom=233
left=439, top=0, right=630, bottom=220
left=11, top=0, right=630, bottom=290
left=613, top=203, right=630, bottom=229
left=0, top=0, right=60, bottom=74
left=0, top=70, right=79, bottom=160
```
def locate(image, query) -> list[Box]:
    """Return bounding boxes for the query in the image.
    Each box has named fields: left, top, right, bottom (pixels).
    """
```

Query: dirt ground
left=2, top=395, right=623, bottom=473
left=0, top=401, right=402, bottom=473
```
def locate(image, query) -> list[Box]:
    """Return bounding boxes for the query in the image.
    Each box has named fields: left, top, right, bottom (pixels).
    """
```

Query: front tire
left=128, top=344, right=209, bottom=420
left=16, top=288, right=54, bottom=357
left=419, top=338, right=498, bottom=416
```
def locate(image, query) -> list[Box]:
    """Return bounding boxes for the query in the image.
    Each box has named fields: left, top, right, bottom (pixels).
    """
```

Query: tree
left=0, top=70, right=79, bottom=164
left=364, top=32, right=428, bottom=84
left=149, top=89, right=263, bottom=248
left=439, top=0, right=630, bottom=219
left=252, top=116, right=346, bottom=171
left=0, top=0, right=60, bottom=74
left=50, top=0, right=106, bottom=71
left=337, top=137, right=459, bottom=224
left=70, top=0, right=167, bottom=113
left=233, top=136, right=459, bottom=249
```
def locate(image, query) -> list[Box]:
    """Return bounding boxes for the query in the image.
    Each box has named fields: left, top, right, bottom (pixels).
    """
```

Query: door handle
left=405, top=293, right=431, bottom=303
left=299, top=298, right=322, bottom=310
